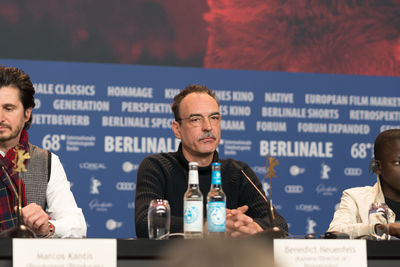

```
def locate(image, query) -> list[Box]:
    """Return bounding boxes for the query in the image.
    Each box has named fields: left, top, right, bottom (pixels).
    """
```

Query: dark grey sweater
left=134, top=144, right=288, bottom=238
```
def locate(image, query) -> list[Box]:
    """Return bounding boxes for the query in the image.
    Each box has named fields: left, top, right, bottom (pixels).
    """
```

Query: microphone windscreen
left=323, top=231, right=350, bottom=239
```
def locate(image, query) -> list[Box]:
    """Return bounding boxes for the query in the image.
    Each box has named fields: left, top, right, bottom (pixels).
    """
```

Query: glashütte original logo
left=89, top=199, right=113, bottom=212
left=315, top=184, right=338, bottom=196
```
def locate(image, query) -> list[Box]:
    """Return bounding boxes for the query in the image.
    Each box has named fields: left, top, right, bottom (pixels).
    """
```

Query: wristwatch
left=374, top=223, right=386, bottom=236
left=38, top=221, right=55, bottom=238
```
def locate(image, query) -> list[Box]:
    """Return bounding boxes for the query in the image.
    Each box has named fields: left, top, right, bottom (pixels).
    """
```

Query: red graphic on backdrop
left=204, top=0, right=400, bottom=76
left=0, top=0, right=398, bottom=76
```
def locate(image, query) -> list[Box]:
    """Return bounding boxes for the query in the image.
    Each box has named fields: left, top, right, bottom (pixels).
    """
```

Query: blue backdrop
left=1, top=59, right=399, bottom=238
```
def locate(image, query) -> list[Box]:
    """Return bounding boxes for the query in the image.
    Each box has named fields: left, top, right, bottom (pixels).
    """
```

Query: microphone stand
left=238, top=167, right=287, bottom=239
left=0, top=161, right=35, bottom=238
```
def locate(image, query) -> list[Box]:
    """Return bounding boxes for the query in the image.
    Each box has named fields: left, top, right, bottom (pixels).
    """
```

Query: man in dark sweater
left=135, top=85, right=288, bottom=238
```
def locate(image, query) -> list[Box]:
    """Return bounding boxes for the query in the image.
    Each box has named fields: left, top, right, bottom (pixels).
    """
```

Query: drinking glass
left=368, top=203, right=389, bottom=240
left=148, top=199, right=171, bottom=240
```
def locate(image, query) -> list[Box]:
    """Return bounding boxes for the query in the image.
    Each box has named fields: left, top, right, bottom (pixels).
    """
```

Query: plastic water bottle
left=183, top=162, right=204, bottom=239
left=207, top=162, right=226, bottom=237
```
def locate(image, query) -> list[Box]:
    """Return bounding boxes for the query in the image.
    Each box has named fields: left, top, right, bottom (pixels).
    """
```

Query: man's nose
left=202, top=117, right=212, bottom=130
left=0, top=109, right=4, bottom=122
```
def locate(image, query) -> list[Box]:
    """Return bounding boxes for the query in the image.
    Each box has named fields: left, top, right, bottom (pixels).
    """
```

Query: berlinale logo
left=90, top=177, right=102, bottom=194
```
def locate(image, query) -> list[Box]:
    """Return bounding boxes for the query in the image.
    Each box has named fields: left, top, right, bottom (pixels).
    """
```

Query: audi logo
left=116, top=182, right=136, bottom=191
left=344, top=168, right=362, bottom=176
left=284, top=185, right=304, bottom=194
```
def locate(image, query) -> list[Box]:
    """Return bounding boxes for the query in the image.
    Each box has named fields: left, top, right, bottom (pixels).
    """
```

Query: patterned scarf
left=0, top=129, right=29, bottom=230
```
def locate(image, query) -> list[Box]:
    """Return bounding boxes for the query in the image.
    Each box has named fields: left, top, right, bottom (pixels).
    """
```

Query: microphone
left=232, top=162, right=287, bottom=238
left=0, top=158, right=35, bottom=238
left=322, top=231, right=350, bottom=239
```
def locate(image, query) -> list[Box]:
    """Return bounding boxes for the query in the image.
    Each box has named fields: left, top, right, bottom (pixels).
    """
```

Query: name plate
left=274, top=239, right=367, bottom=267
left=13, top=238, right=116, bottom=267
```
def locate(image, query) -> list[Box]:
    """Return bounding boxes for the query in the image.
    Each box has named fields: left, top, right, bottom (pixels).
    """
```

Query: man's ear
left=369, top=160, right=381, bottom=175
left=24, top=107, right=32, bottom=123
left=172, top=121, right=181, bottom=139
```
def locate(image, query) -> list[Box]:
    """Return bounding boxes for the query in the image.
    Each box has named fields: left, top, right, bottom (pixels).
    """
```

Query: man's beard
left=0, top=124, right=23, bottom=143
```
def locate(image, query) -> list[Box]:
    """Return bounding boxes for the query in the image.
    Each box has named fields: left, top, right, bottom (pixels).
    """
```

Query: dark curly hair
left=0, top=66, right=35, bottom=129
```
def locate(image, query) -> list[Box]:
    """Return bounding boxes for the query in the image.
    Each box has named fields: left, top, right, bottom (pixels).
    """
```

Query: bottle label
left=207, top=201, right=226, bottom=232
left=211, top=171, right=221, bottom=185
left=184, top=201, right=203, bottom=232
left=189, top=170, right=199, bottom=185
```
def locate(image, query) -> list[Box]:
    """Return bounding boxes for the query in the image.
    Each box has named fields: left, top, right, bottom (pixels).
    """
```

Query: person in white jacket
left=328, top=129, right=400, bottom=239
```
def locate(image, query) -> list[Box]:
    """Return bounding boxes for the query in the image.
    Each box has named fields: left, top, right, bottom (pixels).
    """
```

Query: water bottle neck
left=211, top=170, right=222, bottom=186
left=188, top=169, right=199, bottom=185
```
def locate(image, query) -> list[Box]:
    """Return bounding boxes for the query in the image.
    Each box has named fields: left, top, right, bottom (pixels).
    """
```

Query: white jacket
left=327, top=177, right=395, bottom=239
